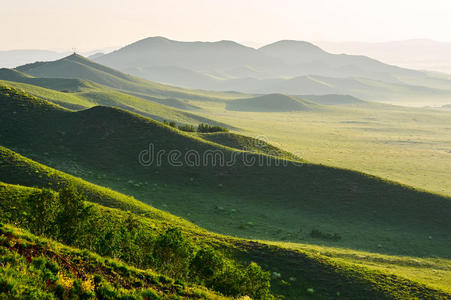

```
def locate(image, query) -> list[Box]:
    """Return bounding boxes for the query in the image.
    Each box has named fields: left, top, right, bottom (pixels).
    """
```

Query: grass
left=267, top=240, right=451, bottom=294
left=192, top=100, right=451, bottom=197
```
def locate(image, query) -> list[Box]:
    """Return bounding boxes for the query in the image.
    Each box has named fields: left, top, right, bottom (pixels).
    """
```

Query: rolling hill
left=226, top=93, right=320, bottom=112
left=1, top=84, right=450, bottom=261
left=15, top=53, right=245, bottom=102
left=298, top=94, right=366, bottom=105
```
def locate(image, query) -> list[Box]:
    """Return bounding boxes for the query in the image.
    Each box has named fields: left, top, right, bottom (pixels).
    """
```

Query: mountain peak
left=259, top=40, right=326, bottom=54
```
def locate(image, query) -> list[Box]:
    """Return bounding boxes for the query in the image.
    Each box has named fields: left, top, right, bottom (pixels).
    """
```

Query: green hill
left=198, top=132, right=301, bottom=160
left=0, top=67, right=101, bottom=92
left=1, top=84, right=450, bottom=262
left=1, top=150, right=450, bottom=299
left=15, top=53, right=243, bottom=102
left=226, top=93, right=320, bottom=112
left=0, top=80, right=233, bottom=129
left=298, top=94, right=366, bottom=105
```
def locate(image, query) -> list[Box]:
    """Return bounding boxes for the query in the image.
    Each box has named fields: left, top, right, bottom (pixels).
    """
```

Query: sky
left=2, top=0, right=451, bottom=51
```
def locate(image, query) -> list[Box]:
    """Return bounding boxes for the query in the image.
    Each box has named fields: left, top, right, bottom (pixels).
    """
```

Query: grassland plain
left=0, top=153, right=450, bottom=299
left=190, top=99, right=451, bottom=197
left=1, top=85, right=450, bottom=260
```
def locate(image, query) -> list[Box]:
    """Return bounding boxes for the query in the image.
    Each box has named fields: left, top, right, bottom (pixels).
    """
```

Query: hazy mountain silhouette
left=95, top=37, right=423, bottom=83
left=90, top=37, right=451, bottom=104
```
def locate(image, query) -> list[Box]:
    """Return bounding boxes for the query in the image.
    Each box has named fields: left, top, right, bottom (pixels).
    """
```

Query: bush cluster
left=197, top=123, right=229, bottom=133
left=2, top=186, right=271, bottom=298
left=163, top=120, right=228, bottom=133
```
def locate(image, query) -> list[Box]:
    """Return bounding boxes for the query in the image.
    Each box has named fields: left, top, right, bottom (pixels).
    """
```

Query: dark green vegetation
left=163, top=120, right=229, bottom=133
left=226, top=94, right=319, bottom=112
left=0, top=183, right=271, bottom=298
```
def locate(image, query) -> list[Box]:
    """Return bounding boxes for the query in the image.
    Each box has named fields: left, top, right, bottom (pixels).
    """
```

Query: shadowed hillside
left=226, top=93, right=320, bottom=112
left=298, top=94, right=366, bottom=105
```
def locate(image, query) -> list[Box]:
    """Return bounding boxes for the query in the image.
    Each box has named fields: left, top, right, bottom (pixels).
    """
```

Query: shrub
left=178, top=124, right=196, bottom=132
left=163, top=120, right=177, bottom=128
left=212, top=262, right=272, bottom=299
left=152, top=227, right=193, bottom=279
left=27, top=189, right=59, bottom=236
left=56, top=185, right=93, bottom=244
left=190, top=247, right=224, bottom=284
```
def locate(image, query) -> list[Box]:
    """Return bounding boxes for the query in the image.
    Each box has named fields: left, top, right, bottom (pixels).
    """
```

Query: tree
left=190, top=247, right=224, bottom=284
left=152, top=227, right=193, bottom=279
left=56, top=185, right=93, bottom=245
left=27, top=188, right=58, bottom=236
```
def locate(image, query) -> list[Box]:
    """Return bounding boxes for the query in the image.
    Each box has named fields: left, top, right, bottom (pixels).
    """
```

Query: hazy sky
left=2, top=0, right=451, bottom=51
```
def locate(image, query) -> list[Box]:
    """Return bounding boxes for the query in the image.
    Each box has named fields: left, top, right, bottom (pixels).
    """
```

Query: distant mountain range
left=92, top=37, right=451, bottom=105
left=316, top=39, right=451, bottom=74
left=95, top=36, right=421, bottom=83
left=3, top=37, right=451, bottom=105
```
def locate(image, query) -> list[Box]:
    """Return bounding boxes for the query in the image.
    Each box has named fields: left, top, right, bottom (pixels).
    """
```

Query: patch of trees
left=163, top=120, right=229, bottom=133
left=2, top=186, right=271, bottom=299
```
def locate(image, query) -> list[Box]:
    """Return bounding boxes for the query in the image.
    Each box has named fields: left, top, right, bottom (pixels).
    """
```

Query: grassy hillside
left=15, top=53, right=244, bottom=102
left=1, top=84, right=450, bottom=261
left=0, top=80, right=233, bottom=128
left=298, top=94, right=366, bottom=106
left=197, top=132, right=301, bottom=160
left=0, top=152, right=450, bottom=299
left=226, top=93, right=320, bottom=112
